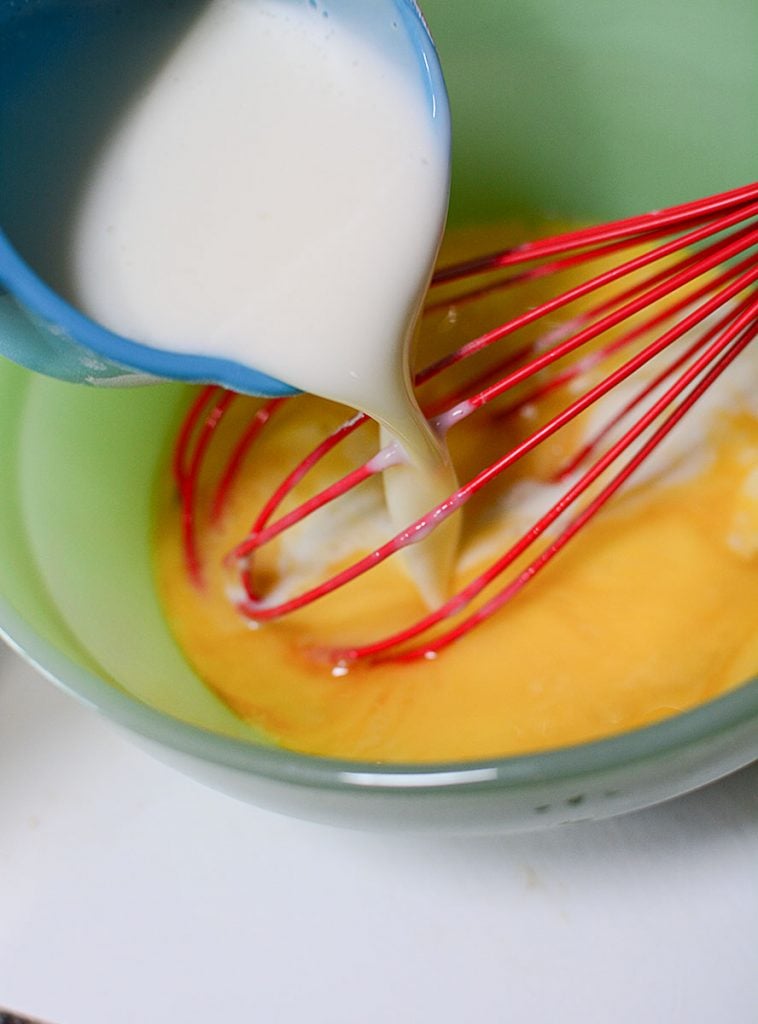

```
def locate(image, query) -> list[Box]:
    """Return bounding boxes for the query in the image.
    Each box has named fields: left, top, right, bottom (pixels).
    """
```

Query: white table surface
left=0, top=642, right=756, bottom=1024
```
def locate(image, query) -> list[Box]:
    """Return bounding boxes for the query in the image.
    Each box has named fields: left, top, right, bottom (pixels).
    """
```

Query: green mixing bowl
left=0, top=0, right=755, bottom=831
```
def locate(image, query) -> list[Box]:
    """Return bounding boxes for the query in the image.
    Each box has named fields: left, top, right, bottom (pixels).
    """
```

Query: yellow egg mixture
left=155, top=224, right=758, bottom=763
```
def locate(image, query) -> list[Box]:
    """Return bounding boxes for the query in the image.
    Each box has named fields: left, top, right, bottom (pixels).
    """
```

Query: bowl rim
left=2, top=591, right=757, bottom=793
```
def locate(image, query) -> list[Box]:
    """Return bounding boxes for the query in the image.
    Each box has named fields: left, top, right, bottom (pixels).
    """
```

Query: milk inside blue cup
left=14, top=0, right=458, bottom=601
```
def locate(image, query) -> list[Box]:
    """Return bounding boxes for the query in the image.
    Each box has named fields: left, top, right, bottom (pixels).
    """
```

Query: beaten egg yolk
left=154, top=224, right=758, bottom=763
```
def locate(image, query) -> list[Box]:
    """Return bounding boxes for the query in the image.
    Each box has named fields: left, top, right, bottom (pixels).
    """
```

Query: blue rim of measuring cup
left=0, top=0, right=450, bottom=397
left=395, top=0, right=450, bottom=131
left=0, top=229, right=300, bottom=396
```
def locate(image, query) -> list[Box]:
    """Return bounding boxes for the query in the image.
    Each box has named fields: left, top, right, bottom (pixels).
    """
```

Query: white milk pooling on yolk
left=62, top=0, right=458, bottom=604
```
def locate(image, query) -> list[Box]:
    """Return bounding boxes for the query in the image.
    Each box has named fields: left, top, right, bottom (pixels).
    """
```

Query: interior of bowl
left=0, top=0, right=755, bottom=783
left=426, top=0, right=755, bottom=226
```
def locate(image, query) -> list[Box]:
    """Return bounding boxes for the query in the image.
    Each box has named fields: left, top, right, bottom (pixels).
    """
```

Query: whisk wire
left=172, top=182, right=757, bottom=664
left=235, top=259, right=758, bottom=627
left=431, top=182, right=758, bottom=285
left=327, top=297, right=758, bottom=663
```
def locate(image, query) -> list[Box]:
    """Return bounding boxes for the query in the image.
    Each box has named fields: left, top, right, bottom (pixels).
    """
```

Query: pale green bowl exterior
left=0, top=0, right=756, bottom=831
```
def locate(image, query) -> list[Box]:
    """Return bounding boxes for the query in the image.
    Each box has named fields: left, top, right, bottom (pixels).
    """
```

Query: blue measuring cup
left=0, top=0, right=449, bottom=396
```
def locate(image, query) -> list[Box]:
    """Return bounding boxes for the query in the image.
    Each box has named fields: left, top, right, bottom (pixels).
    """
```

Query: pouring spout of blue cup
left=0, top=0, right=449, bottom=398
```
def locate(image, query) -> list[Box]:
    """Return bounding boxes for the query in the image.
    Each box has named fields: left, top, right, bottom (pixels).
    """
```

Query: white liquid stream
left=66, top=0, right=458, bottom=604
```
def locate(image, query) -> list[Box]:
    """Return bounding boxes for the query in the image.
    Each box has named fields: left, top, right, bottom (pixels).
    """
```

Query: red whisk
left=173, top=182, right=758, bottom=666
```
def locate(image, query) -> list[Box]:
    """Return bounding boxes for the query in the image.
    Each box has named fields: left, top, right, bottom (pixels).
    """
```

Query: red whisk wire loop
left=431, top=181, right=758, bottom=285
left=335, top=297, right=758, bottom=663
left=172, top=183, right=758, bottom=665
